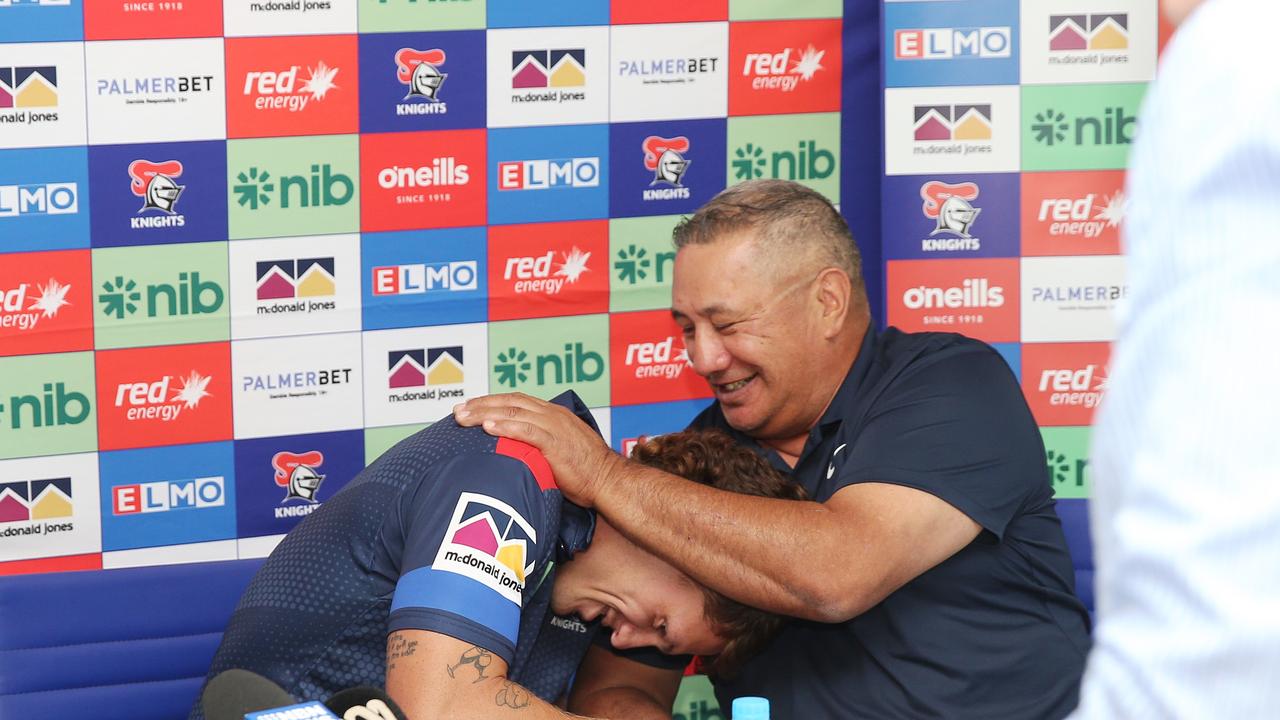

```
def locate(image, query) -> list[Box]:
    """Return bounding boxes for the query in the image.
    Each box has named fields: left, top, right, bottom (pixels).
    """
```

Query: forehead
left=672, top=235, right=778, bottom=313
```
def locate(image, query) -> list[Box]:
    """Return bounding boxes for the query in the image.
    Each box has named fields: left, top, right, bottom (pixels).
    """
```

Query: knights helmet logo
left=920, top=180, right=981, bottom=238
left=272, top=450, right=327, bottom=504
left=642, top=135, right=691, bottom=188
left=129, top=159, right=186, bottom=215
left=396, top=48, right=448, bottom=101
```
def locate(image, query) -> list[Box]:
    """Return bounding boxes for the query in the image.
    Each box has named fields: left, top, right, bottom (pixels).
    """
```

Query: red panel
left=1021, top=342, right=1111, bottom=426
left=95, top=342, right=234, bottom=450
left=0, top=250, right=94, bottom=357
left=729, top=19, right=842, bottom=116
left=225, top=35, right=360, bottom=139
left=609, top=310, right=712, bottom=406
left=360, top=129, right=487, bottom=232
left=84, top=0, right=222, bottom=40
left=886, top=259, right=1020, bottom=343
left=0, top=553, right=101, bottom=576
left=1021, top=171, right=1125, bottom=257
left=487, top=221, right=610, bottom=321
left=611, top=0, right=727, bottom=24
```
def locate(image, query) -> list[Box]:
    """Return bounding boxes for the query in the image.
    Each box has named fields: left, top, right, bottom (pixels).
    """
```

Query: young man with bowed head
left=191, top=392, right=800, bottom=720
left=457, top=179, right=1092, bottom=719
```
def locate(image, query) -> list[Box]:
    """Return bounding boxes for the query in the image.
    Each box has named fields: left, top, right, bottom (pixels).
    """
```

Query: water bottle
left=731, top=696, right=770, bottom=720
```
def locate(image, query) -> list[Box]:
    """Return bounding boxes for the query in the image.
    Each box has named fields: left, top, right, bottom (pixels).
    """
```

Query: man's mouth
left=715, top=374, right=756, bottom=395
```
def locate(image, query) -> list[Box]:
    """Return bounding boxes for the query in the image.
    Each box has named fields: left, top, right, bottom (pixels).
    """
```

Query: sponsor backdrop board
left=0, top=14, right=845, bottom=713
left=882, top=0, right=1163, bottom=511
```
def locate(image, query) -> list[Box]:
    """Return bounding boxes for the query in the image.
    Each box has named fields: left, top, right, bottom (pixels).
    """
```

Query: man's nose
left=687, top=331, right=730, bottom=377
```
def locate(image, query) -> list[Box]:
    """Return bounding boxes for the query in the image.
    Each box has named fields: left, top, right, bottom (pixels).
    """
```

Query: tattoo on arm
left=495, top=679, right=532, bottom=709
left=447, top=645, right=494, bottom=683
left=386, top=633, right=419, bottom=672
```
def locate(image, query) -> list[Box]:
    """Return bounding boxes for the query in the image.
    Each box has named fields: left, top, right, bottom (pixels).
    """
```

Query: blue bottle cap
left=731, top=696, right=770, bottom=720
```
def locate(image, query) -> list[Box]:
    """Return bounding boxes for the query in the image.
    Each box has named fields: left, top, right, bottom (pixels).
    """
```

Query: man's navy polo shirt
left=690, top=326, right=1091, bottom=720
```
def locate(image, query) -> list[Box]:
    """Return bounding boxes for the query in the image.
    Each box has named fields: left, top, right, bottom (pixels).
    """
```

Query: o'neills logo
left=378, top=159, right=470, bottom=190
left=902, top=278, right=1004, bottom=309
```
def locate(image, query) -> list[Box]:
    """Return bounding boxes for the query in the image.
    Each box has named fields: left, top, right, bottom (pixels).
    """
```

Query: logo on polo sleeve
left=433, top=492, right=537, bottom=605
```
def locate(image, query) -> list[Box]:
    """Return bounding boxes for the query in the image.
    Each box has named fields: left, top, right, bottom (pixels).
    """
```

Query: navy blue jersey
left=191, top=393, right=600, bottom=718
left=691, top=327, right=1091, bottom=720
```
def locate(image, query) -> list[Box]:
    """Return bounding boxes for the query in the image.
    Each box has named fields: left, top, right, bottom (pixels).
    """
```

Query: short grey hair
left=672, top=179, right=865, bottom=301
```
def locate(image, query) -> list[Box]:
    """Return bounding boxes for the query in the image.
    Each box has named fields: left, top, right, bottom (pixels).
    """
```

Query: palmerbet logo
left=0, top=381, right=91, bottom=431
left=494, top=343, right=604, bottom=388
left=372, top=260, right=477, bottom=296
left=128, top=159, right=186, bottom=230
left=113, top=476, right=224, bottom=515
left=396, top=47, right=448, bottom=115
left=0, top=182, right=77, bottom=217
left=113, top=370, right=211, bottom=422
left=0, top=277, right=71, bottom=332
left=614, top=244, right=674, bottom=286
left=98, top=271, right=224, bottom=319
left=1031, top=106, right=1136, bottom=148
left=233, top=164, right=354, bottom=210
left=732, top=140, right=834, bottom=182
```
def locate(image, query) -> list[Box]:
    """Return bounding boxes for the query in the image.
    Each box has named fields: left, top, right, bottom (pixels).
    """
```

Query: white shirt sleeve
left=1072, top=1, right=1280, bottom=717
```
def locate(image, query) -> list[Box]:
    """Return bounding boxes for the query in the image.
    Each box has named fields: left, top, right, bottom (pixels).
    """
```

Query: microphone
left=202, top=668, right=338, bottom=720
left=325, top=687, right=409, bottom=720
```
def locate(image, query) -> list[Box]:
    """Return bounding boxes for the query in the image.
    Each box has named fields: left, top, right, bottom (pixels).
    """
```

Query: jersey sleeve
left=837, top=344, right=1046, bottom=540
left=388, top=451, right=549, bottom=664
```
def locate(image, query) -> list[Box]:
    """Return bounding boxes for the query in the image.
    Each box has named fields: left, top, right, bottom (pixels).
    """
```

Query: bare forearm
left=597, top=461, right=852, bottom=620
left=569, top=687, right=676, bottom=720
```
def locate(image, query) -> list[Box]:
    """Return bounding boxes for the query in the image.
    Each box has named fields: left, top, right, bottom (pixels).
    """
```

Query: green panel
left=365, top=423, right=429, bottom=466
left=609, top=215, right=680, bottom=313
left=358, top=0, right=487, bottom=32
left=727, top=112, right=840, bottom=203
left=227, top=135, right=360, bottom=241
left=489, top=314, right=610, bottom=407
left=92, top=242, right=230, bottom=349
left=0, top=352, right=97, bottom=460
left=1041, top=425, right=1092, bottom=499
left=672, top=674, right=722, bottom=720
left=730, top=0, right=841, bottom=20
left=1021, top=83, right=1147, bottom=171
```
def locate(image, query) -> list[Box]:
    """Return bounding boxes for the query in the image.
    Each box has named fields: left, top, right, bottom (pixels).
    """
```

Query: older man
left=457, top=179, right=1090, bottom=719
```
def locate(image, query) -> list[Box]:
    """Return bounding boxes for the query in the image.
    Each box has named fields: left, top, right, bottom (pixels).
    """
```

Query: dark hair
left=629, top=429, right=806, bottom=679
left=671, top=178, right=866, bottom=306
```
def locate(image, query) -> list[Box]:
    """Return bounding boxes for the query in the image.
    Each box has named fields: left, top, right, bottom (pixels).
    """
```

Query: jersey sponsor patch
left=432, top=491, right=537, bottom=606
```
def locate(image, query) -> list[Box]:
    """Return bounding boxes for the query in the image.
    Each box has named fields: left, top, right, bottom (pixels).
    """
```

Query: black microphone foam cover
left=201, top=668, right=297, bottom=720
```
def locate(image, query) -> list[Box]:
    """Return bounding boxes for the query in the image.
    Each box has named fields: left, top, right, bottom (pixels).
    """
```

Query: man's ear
left=814, top=267, right=853, bottom=339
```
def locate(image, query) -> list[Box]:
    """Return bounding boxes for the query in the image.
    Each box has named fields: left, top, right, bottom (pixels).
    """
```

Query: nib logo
left=742, top=45, right=825, bottom=92
left=113, top=370, right=211, bottom=423
left=1, top=278, right=71, bottom=332
left=1032, top=106, right=1136, bottom=147
left=1038, top=191, right=1125, bottom=238
left=495, top=344, right=603, bottom=389
left=503, top=247, right=591, bottom=296
left=233, top=164, right=354, bottom=211
left=273, top=450, right=325, bottom=505
left=1046, top=448, right=1088, bottom=492
left=97, top=271, right=224, bottom=320
left=243, top=62, right=339, bottom=113
left=732, top=140, right=834, bottom=182
left=0, top=382, right=91, bottom=431
left=397, top=48, right=447, bottom=105
left=613, top=244, right=673, bottom=286
left=625, top=336, right=690, bottom=381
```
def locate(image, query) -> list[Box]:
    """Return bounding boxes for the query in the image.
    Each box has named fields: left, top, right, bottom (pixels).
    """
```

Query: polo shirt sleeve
left=388, top=451, right=549, bottom=665
left=836, top=344, right=1045, bottom=540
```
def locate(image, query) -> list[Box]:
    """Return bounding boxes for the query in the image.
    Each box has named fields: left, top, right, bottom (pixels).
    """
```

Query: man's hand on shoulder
left=454, top=393, right=625, bottom=508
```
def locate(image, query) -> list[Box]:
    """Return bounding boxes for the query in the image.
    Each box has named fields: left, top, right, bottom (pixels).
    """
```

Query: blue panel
left=0, top=146, right=91, bottom=254
left=233, top=430, right=365, bottom=539
left=392, top=566, right=520, bottom=646
left=0, top=1, right=83, bottom=43
left=611, top=399, right=714, bottom=454
left=882, top=173, right=1021, bottom=260
left=609, top=118, right=726, bottom=219
left=884, top=0, right=1020, bottom=88
left=361, top=227, right=489, bottom=330
left=487, top=124, right=610, bottom=225
left=991, top=342, right=1020, bottom=382
left=87, top=140, right=228, bottom=248
left=358, top=30, right=487, bottom=134
left=843, top=0, right=883, bottom=322
left=487, top=0, right=609, bottom=28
